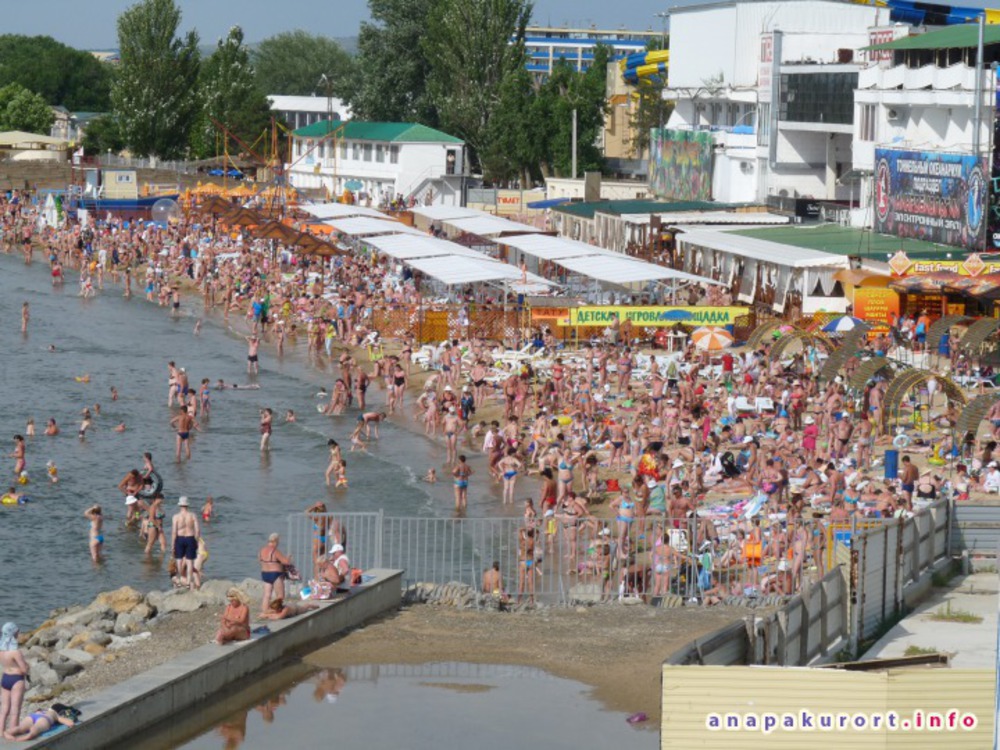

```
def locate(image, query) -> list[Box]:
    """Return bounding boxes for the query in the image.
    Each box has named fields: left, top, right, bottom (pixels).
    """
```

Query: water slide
left=854, top=0, right=1000, bottom=25
left=621, top=49, right=669, bottom=85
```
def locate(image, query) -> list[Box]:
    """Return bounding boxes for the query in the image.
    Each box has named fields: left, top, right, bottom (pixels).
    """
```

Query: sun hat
left=672, top=459, right=684, bottom=468
left=646, top=478, right=658, bottom=489
left=177, top=496, right=190, bottom=506
left=803, top=415, right=815, bottom=424
left=743, top=436, right=754, bottom=444
left=329, top=543, right=345, bottom=555
left=0, top=622, right=18, bottom=651
left=125, top=495, right=138, bottom=505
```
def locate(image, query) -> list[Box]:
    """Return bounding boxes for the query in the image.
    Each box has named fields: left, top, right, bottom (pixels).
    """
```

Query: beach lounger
left=733, top=396, right=756, bottom=414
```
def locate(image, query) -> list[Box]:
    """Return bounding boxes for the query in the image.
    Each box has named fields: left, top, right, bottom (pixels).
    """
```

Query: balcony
left=858, top=63, right=976, bottom=91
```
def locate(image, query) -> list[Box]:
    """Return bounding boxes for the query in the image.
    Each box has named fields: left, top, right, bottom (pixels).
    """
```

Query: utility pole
left=572, top=108, right=578, bottom=179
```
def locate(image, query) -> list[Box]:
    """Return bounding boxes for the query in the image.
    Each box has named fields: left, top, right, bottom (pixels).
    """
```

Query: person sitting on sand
left=259, top=598, right=320, bottom=620
left=215, top=588, right=251, bottom=645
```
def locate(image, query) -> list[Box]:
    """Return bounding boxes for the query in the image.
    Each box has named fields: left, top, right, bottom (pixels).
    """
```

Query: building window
left=317, top=141, right=325, bottom=159
left=363, top=144, right=373, bottom=162
left=376, top=145, right=384, bottom=162
left=779, top=72, right=858, bottom=125
left=858, top=104, right=876, bottom=142
left=389, top=145, right=399, bottom=164
left=352, top=143, right=361, bottom=161
left=340, top=141, right=347, bottom=159
left=757, top=104, right=771, bottom=147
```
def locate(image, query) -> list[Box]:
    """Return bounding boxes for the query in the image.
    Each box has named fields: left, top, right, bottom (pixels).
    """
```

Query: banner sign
left=874, top=148, right=987, bottom=251
left=559, top=306, right=748, bottom=327
left=853, top=287, right=900, bottom=326
left=650, top=129, right=713, bottom=201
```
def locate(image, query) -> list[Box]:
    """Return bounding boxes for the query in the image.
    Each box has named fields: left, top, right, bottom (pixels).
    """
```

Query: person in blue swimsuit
left=4, top=704, right=78, bottom=741
left=452, top=455, right=473, bottom=511
left=0, top=621, right=29, bottom=737
left=84, top=505, right=103, bottom=563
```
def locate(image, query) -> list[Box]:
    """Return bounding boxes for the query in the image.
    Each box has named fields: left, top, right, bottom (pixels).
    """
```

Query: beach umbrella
left=255, top=221, right=297, bottom=242
left=822, top=315, right=864, bottom=333
left=220, top=207, right=263, bottom=227
left=691, top=326, right=734, bottom=350
left=197, top=195, right=232, bottom=216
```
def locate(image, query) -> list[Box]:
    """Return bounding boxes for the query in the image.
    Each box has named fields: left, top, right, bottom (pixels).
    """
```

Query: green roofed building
left=287, top=119, right=465, bottom=207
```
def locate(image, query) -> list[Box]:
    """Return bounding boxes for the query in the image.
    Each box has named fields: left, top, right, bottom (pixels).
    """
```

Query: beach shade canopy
left=299, top=237, right=345, bottom=257
left=197, top=195, right=232, bottom=215
left=255, top=221, right=298, bottom=242
left=221, top=207, right=263, bottom=227
left=822, top=315, right=865, bottom=333
left=691, top=326, right=734, bottom=350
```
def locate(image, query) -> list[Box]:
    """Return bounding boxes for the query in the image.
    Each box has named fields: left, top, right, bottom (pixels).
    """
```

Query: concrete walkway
left=863, top=572, right=998, bottom=668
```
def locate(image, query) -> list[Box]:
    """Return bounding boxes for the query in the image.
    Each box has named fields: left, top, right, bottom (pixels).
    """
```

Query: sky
left=2, top=0, right=676, bottom=50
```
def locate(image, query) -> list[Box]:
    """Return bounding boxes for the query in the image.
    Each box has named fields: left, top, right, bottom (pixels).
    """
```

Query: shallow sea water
left=0, top=254, right=501, bottom=627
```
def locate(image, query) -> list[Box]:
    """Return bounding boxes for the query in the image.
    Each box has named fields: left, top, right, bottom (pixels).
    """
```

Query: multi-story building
left=286, top=120, right=465, bottom=207
left=268, top=95, right=352, bottom=132
left=522, top=26, right=661, bottom=80
left=662, top=0, right=880, bottom=204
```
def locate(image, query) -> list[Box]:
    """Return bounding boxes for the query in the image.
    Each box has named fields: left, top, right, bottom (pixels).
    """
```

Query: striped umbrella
left=691, top=326, right=734, bottom=350
left=822, top=315, right=865, bottom=333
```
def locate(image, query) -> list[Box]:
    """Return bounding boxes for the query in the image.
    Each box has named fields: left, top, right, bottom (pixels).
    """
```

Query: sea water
left=0, top=254, right=500, bottom=627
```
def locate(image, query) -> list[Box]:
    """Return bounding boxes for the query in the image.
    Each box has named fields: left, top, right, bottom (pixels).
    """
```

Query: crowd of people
left=0, top=185, right=970, bottom=737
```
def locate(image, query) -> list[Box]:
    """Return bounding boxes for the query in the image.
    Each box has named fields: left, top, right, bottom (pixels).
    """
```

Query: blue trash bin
left=884, top=449, right=899, bottom=480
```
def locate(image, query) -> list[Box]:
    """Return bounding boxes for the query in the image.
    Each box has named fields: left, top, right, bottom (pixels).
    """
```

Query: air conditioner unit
left=886, top=108, right=900, bottom=121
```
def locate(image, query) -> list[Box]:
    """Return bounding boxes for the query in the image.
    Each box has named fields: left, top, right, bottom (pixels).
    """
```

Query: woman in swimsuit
left=538, top=468, right=557, bottom=513
left=84, top=505, right=103, bottom=563
left=609, top=488, right=635, bottom=548
left=143, top=495, right=166, bottom=555
left=497, top=449, right=522, bottom=505
left=555, top=447, right=575, bottom=503
left=0, top=622, right=28, bottom=737
left=390, top=362, right=407, bottom=414
left=259, top=408, right=273, bottom=452
left=3, top=705, right=77, bottom=742
left=258, top=533, right=292, bottom=614
left=215, top=588, right=251, bottom=646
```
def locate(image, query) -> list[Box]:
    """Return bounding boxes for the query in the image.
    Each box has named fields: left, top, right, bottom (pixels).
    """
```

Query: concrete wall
left=35, top=569, right=402, bottom=750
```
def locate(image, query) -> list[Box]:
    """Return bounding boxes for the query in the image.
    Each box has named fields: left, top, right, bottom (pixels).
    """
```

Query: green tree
left=111, top=0, right=200, bottom=159
left=537, top=47, right=610, bottom=177
left=478, top=64, right=541, bottom=184
left=191, top=26, right=272, bottom=159
left=0, top=35, right=112, bottom=111
left=422, top=0, right=532, bottom=178
left=351, top=0, right=438, bottom=124
left=252, top=30, right=355, bottom=100
left=0, top=83, right=55, bottom=134
left=81, top=115, right=126, bottom=155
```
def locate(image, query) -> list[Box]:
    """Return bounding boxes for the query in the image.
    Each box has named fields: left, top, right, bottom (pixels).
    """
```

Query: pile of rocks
left=20, top=579, right=265, bottom=701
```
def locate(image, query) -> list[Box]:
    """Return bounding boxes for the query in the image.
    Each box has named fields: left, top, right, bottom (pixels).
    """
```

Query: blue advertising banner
left=874, top=148, right=987, bottom=251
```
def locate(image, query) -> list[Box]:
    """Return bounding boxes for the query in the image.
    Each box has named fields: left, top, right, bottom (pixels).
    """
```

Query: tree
left=252, top=31, right=355, bottom=100
left=0, top=84, right=55, bottom=135
left=478, top=64, right=541, bottom=185
left=350, top=0, right=438, bottom=124
left=81, top=115, right=126, bottom=155
left=0, top=35, right=113, bottom=111
left=111, top=0, right=200, bottom=159
left=191, top=26, right=272, bottom=159
left=538, top=47, right=610, bottom=177
left=422, top=0, right=532, bottom=177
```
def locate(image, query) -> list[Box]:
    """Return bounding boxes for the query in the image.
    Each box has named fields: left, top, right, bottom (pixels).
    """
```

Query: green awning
left=863, top=24, right=1000, bottom=52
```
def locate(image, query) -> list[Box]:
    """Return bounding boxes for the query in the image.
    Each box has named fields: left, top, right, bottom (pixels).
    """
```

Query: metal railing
left=286, top=511, right=843, bottom=606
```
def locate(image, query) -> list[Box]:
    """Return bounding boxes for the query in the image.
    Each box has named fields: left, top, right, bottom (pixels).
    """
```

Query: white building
left=268, top=95, right=352, bottom=131
left=286, top=120, right=466, bottom=207
left=664, top=0, right=881, bottom=204
left=852, top=24, right=995, bottom=247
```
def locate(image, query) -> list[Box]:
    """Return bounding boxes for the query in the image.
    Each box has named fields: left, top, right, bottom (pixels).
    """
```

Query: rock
left=49, top=658, right=83, bottom=680
left=82, top=643, right=106, bottom=657
left=621, top=596, right=643, bottom=606
left=195, top=579, right=234, bottom=606
left=568, top=583, right=603, bottom=603
left=159, top=591, right=204, bottom=614
left=91, top=618, right=116, bottom=634
left=29, top=662, right=58, bottom=688
left=58, top=648, right=95, bottom=666
left=94, top=586, right=145, bottom=614
left=56, top=606, right=114, bottom=630
left=114, top=612, right=145, bottom=636
left=146, top=590, right=167, bottom=612
left=108, top=632, right=152, bottom=650
left=26, top=646, right=50, bottom=661
left=129, top=602, right=155, bottom=621
left=88, top=631, right=112, bottom=647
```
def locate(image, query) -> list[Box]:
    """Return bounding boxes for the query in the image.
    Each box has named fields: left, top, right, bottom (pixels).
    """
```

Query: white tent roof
left=499, top=233, right=614, bottom=260
left=324, top=217, right=424, bottom=237
left=364, top=234, right=485, bottom=259
left=677, top=230, right=849, bottom=269
left=301, top=203, right=389, bottom=220
left=410, top=205, right=485, bottom=222
left=554, top=255, right=724, bottom=286
left=621, top=212, right=791, bottom=226
left=445, top=216, right=544, bottom=237
left=405, top=255, right=529, bottom=285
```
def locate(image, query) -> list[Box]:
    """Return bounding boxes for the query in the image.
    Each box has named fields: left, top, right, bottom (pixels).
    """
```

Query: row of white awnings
left=364, top=233, right=551, bottom=287
left=676, top=230, right=848, bottom=270
left=499, top=233, right=724, bottom=287
left=619, top=212, right=791, bottom=226
left=300, top=202, right=389, bottom=220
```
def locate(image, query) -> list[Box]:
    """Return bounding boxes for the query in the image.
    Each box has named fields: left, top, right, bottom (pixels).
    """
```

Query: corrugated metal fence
left=951, top=503, right=1000, bottom=557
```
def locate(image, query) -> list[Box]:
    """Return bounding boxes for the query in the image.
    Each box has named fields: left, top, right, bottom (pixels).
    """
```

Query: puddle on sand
left=133, top=662, right=655, bottom=750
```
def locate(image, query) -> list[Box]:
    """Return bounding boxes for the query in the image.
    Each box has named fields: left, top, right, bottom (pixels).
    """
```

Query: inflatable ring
left=928, top=457, right=947, bottom=466
left=1, top=494, right=17, bottom=506
left=557, top=416, right=572, bottom=426
left=138, top=471, right=163, bottom=499
left=892, top=434, right=911, bottom=449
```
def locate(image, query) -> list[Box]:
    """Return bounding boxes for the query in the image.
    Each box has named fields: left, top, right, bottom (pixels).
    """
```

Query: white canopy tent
left=677, top=230, right=848, bottom=269
left=300, top=203, right=389, bottom=220
left=409, top=206, right=485, bottom=223
left=405, top=255, right=549, bottom=286
left=554, top=255, right=724, bottom=287
left=324, top=217, right=425, bottom=237
left=444, top=216, right=544, bottom=237
left=499, top=233, right=615, bottom=261
left=364, top=234, right=486, bottom=260
left=620, top=212, right=790, bottom=226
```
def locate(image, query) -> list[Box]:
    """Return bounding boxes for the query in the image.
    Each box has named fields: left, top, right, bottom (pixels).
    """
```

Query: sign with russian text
left=874, top=148, right=987, bottom=251
left=559, top=306, right=748, bottom=327
left=853, top=287, right=900, bottom=326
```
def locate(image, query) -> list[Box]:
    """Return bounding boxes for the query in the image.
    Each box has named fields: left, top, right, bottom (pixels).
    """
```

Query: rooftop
left=554, top=199, right=742, bottom=220
left=731, top=224, right=974, bottom=260
left=292, top=120, right=463, bottom=144
left=865, top=23, right=1000, bottom=52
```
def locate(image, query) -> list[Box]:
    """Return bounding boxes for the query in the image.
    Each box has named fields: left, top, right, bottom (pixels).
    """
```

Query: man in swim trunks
left=246, top=334, right=260, bottom=375
left=170, top=406, right=198, bottom=461
left=171, top=496, right=201, bottom=590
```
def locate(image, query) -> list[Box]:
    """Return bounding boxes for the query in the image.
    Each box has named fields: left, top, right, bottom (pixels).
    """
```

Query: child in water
left=201, top=496, right=214, bottom=523
left=422, top=468, right=438, bottom=483
left=25, top=418, right=35, bottom=438
left=46, top=460, right=58, bottom=484
left=335, top=460, right=349, bottom=488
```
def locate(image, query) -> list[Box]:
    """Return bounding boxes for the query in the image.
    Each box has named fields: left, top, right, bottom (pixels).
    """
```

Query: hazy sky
left=3, top=0, right=676, bottom=49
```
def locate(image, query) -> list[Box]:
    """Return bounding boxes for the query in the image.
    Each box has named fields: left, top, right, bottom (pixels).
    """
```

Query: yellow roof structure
left=0, top=130, right=69, bottom=149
